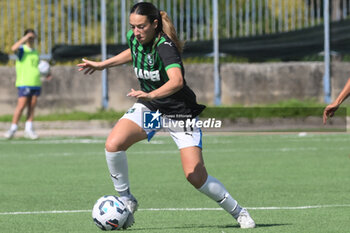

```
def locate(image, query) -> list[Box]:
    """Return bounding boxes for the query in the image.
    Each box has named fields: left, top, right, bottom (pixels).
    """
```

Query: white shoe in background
left=24, top=130, right=39, bottom=140
left=4, top=130, right=16, bottom=139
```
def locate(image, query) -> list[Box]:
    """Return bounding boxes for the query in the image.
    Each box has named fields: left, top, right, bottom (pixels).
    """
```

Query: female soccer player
left=4, top=29, right=51, bottom=140
left=323, top=78, right=350, bottom=124
left=78, top=2, right=255, bottom=229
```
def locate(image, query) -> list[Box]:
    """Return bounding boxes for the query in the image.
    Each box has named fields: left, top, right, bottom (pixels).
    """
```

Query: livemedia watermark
left=142, top=110, right=222, bottom=130
left=142, top=107, right=347, bottom=133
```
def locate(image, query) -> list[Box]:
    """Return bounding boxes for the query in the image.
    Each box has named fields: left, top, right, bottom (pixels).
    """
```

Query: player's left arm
left=323, top=77, right=350, bottom=124
left=127, top=67, right=183, bottom=100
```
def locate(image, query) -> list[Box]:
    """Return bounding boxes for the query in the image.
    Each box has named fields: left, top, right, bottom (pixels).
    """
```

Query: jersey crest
left=146, top=53, right=154, bottom=66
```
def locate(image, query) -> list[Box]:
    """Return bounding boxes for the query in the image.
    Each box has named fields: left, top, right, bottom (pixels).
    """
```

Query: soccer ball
left=38, top=60, right=50, bottom=76
left=92, top=195, right=130, bottom=231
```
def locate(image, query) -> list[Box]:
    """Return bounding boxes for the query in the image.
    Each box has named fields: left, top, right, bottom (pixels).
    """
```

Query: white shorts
left=120, top=103, right=202, bottom=149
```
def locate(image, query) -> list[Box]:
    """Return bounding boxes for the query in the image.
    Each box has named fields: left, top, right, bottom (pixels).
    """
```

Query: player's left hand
left=323, top=103, right=339, bottom=125
left=127, top=88, right=154, bottom=101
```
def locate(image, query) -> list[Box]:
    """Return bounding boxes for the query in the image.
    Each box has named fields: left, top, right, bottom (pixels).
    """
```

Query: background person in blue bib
left=78, top=2, right=255, bottom=229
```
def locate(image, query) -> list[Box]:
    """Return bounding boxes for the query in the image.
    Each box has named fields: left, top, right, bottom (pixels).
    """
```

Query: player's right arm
left=11, top=33, right=35, bottom=52
left=323, top=77, right=350, bottom=124
left=77, top=49, right=132, bottom=75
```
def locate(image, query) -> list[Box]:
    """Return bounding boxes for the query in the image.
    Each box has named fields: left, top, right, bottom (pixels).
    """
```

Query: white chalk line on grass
left=1, top=204, right=350, bottom=215
left=1, top=135, right=350, bottom=145
left=0, top=139, right=167, bottom=145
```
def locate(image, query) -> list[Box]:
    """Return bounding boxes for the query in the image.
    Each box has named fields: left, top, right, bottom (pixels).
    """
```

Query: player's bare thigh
left=105, top=118, right=147, bottom=152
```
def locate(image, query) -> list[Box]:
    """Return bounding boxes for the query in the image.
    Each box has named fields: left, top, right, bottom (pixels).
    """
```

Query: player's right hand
left=25, top=32, right=36, bottom=41
left=77, top=58, right=104, bottom=75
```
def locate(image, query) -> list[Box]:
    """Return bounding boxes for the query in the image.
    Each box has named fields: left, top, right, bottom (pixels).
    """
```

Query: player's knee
left=105, top=139, right=127, bottom=152
left=16, top=104, right=26, bottom=111
left=186, top=172, right=206, bottom=189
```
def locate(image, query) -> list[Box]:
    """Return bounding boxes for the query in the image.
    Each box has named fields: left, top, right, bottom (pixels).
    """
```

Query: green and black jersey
left=127, top=30, right=205, bottom=119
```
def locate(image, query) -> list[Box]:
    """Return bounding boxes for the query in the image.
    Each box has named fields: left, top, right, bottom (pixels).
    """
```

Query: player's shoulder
left=156, top=34, right=175, bottom=48
left=21, top=45, right=37, bottom=53
left=156, top=34, right=178, bottom=54
left=16, top=45, right=26, bottom=60
left=20, top=45, right=27, bottom=52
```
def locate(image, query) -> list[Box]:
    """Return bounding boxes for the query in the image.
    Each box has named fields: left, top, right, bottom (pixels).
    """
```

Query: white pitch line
left=1, top=204, right=350, bottom=215
left=0, top=210, right=90, bottom=215
left=248, top=204, right=350, bottom=210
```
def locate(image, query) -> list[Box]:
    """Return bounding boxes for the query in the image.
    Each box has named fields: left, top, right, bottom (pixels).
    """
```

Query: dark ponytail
left=159, top=11, right=183, bottom=53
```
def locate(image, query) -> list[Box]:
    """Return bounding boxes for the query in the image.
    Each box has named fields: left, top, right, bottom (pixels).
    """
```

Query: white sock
left=105, top=150, right=130, bottom=193
left=198, top=175, right=242, bottom=218
left=10, top=124, right=18, bottom=131
left=25, top=121, right=33, bottom=131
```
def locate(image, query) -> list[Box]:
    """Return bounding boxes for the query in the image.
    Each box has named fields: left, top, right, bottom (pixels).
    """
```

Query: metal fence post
left=121, top=0, right=126, bottom=44
left=213, top=0, right=221, bottom=106
left=323, top=0, right=331, bottom=103
left=101, top=0, right=109, bottom=109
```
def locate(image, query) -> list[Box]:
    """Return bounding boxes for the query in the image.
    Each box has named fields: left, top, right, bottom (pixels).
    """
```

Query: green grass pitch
left=0, top=133, right=349, bottom=232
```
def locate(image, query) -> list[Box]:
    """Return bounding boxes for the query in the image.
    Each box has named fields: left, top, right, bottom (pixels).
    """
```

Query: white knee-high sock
left=105, top=150, right=129, bottom=193
left=198, top=175, right=242, bottom=218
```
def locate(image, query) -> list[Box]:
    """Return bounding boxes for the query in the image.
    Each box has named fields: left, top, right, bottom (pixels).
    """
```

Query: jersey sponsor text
left=134, top=67, right=160, bottom=81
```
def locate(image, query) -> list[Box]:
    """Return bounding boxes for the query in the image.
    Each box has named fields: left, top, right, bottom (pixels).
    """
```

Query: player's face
left=26, top=32, right=36, bottom=45
left=129, top=13, right=158, bottom=45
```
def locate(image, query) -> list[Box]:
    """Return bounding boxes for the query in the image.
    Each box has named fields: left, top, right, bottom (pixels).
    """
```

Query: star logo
left=150, top=110, right=161, bottom=122
left=143, top=110, right=162, bottom=129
